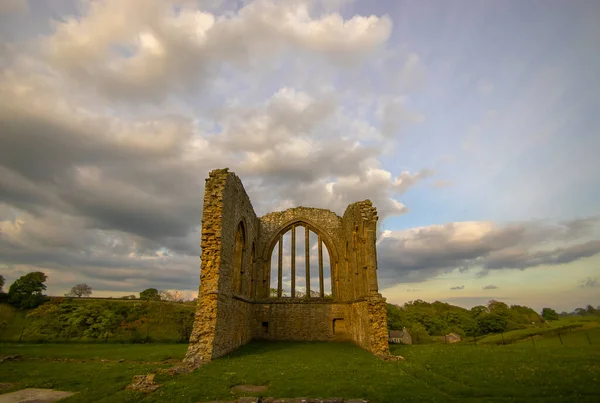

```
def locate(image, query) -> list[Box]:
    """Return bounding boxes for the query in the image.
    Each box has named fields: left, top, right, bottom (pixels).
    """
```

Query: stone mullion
left=291, top=225, right=296, bottom=298
left=264, top=259, right=270, bottom=298
left=367, top=228, right=379, bottom=293
left=277, top=234, right=283, bottom=298
left=305, top=225, right=310, bottom=298
left=318, top=235, right=324, bottom=297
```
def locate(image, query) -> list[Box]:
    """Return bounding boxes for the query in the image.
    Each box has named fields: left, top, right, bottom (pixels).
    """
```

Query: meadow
left=2, top=330, right=600, bottom=403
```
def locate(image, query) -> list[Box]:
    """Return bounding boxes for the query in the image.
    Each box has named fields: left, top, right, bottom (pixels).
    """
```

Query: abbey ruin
left=184, top=168, right=389, bottom=367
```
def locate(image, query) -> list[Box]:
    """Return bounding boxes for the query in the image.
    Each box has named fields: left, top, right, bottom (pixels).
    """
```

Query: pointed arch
left=263, top=218, right=339, bottom=299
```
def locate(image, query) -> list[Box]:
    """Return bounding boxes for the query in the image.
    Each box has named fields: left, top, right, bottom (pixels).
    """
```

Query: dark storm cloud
left=485, top=240, right=600, bottom=270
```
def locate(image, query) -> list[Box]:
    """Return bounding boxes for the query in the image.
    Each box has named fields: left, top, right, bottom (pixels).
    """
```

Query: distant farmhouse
left=389, top=327, right=412, bottom=345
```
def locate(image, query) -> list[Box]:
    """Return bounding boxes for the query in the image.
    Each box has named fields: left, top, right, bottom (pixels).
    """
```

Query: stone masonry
left=184, top=168, right=389, bottom=367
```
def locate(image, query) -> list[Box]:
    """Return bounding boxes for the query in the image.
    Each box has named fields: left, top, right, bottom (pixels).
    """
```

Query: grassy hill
left=0, top=298, right=195, bottom=343
left=475, top=316, right=600, bottom=345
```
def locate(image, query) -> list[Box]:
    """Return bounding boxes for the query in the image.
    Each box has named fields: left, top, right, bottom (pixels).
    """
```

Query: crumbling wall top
left=343, top=199, right=378, bottom=224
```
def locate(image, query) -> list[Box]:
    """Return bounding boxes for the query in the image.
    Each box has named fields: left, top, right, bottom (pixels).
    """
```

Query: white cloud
left=0, top=1, right=429, bottom=296
left=42, top=0, right=392, bottom=102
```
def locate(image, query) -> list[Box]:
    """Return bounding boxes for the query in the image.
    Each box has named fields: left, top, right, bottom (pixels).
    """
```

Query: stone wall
left=185, top=168, right=389, bottom=367
left=252, top=301, right=348, bottom=341
left=340, top=201, right=389, bottom=356
left=211, top=171, right=259, bottom=358
left=184, top=168, right=258, bottom=365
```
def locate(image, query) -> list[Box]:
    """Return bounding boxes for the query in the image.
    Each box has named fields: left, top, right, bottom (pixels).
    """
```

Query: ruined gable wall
left=184, top=169, right=228, bottom=366
left=342, top=200, right=390, bottom=356
left=257, top=207, right=343, bottom=299
left=211, top=171, right=259, bottom=359
left=185, top=170, right=389, bottom=365
left=184, top=169, right=259, bottom=366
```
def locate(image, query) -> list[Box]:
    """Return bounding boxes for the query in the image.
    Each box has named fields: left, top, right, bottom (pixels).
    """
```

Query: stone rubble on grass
left=376, top=354, right=405, bottom=362
left=0, top=388, right=75, bottom=403
left=0, top=354, right=22, bottom=363
left=125, top=374, right=160, bottom=393
left=232, top=385, right=270, bottom=394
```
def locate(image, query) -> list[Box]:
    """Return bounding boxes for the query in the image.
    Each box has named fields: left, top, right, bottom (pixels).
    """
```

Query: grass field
left=474, top=318, right=600, bottom=346
left=2, top=336, right=600, bottom=403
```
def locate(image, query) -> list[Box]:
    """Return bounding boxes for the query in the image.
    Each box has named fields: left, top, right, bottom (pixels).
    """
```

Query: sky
left=0, top=0, right=599, bottom=312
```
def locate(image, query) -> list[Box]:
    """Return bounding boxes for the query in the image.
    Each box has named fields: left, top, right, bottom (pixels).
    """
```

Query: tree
left=66, top=284, right=92, bottom=298
left=470, top=305, right=488, bottom=317
left=477, top=312, right=508, bottom=334
left=541, top=307, right=559, bottom=321
left=8, top=271, right=48, bottom=309
left=0, top=275, right=5, bottom=293
left=159, top=290, right=184, bottom=302
left=140, top=288, right=160, bottom=301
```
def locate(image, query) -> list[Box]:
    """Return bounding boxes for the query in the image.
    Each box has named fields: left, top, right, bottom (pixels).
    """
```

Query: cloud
left=377, top=218, right=600, bottom=284
left=483, top=284, right=498, bottom=290
left=579, top=277, right=599, bottom=288
left=450, top=285, right=465, bottom=290
left=0, top=0, right=431, bottom=296
left=42, top=0, right=392, bottom=102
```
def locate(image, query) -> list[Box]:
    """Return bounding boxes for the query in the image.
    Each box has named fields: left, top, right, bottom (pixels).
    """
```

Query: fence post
left=558, top=333, right=563, bottom=345
left=501, top=333, right=505, bottom=345
left=586, top=332, right=592, bottom=345
left=19, top=324, right=26, bottom=342
left=530, top=335, right=535, bottom=346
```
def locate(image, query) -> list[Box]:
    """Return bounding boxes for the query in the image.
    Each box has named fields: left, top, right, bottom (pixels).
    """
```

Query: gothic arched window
left=269, top=223, right=332, bottom=298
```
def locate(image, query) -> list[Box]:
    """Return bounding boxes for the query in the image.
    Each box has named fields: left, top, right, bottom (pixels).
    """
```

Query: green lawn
left=1, top=340, right=599, bottom=402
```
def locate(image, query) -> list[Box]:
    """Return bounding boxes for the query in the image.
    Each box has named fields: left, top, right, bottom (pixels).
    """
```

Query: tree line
left=387, top=299, right=600, bottom=340
left=0, top=272, right=198, bottom=343
left=0, top=272, right=196, bottom=310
